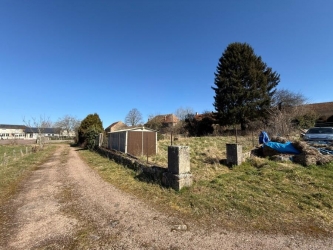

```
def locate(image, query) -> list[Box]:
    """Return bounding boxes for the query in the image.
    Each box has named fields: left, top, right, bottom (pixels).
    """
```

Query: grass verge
left=77, top=136, right=333, bottom=236
left=0, top=144, right=58, bottom=204
left=0, top=144, right=59, bottom=247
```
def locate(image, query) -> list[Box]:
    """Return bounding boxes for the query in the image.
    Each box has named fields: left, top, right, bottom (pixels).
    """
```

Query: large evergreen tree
left=78, top=113, right=104, bottom=144
left=212, top=42, right=280, bottom=130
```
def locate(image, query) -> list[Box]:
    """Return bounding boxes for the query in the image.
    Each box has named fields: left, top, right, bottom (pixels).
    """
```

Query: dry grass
left=0, top=144, right=58, bottom=203
left=0, top=144, right=59, bottom=247
left=78, top=136, right=333, bottom=236
left=149, top=135, right=254, bottom=169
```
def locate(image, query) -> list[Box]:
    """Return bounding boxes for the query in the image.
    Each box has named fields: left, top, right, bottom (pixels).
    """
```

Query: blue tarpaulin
left=259, top=131, right=270, bottom=144
left=264, top=141, right=300, bottom=154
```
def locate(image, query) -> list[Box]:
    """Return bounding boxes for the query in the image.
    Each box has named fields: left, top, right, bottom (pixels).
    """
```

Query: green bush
left=85, top=127, right=100, bottom=151
left=78, top=113, right=104, bottom=144
left=293, top=112, right=317, bottom=129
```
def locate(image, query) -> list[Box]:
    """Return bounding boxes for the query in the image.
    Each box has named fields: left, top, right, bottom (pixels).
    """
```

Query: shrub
left=78, top=113, right=103, bottom=144
left=85, top=127, right=100, bottom=151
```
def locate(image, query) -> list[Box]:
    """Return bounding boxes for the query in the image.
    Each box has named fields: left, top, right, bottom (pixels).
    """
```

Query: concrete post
left=163, top=146, right=192, bottom=191
left=96, top=133, right=103, bottom=147
left=226, top=143, right=243, bottom=166
left=168, top=146, right=190, bottom=174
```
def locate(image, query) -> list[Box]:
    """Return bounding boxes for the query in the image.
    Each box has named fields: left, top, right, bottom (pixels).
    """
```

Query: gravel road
left=1, top=144, right=332, bottom=249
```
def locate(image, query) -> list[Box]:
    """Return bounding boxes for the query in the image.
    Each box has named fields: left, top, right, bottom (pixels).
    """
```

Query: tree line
left=59, top=42, right=323, bottom=147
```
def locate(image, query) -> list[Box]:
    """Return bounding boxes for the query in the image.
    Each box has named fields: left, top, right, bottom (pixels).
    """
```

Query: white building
left=25, top=127, right=61, bottom=139
left=0, top=124, right=61, bottom=140
left=0, top=124, right=26, bottom=139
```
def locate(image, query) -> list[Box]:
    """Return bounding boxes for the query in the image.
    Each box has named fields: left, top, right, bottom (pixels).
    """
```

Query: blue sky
left=1, top=0, right=332, bottom=128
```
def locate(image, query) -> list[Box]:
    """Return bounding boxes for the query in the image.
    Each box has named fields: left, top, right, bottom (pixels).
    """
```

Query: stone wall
left=96, top=147, right=167, bottom=182
left=96, top=146, right=192, bottom=190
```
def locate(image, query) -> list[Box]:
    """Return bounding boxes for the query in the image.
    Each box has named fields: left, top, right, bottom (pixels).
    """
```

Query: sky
left=1, top=0, right=332, bottom=128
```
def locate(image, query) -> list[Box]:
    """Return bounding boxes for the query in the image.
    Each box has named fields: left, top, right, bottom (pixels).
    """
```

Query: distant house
left=0, top=124, right=61, bottom=140
left=59, top=130, right=76, bottom=138
left=108, top=127, right=157, bottom=156
left=145, top=114, right=179, bottom=132
left=0, top=124, right=26, bottom=139
left=104, top=121, right=128, bottom=133
left=25, top=127, right=61, bottom=139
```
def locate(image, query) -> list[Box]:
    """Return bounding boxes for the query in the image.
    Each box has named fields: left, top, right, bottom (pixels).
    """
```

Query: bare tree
left=266, top=90, right=311, bottom=136
left=23, top=115, right=52, bottom=147
left=54, top=115, right=81, bottom=138
left=41, top=120, right=53, bottom=128
left=272, top=89, right=307, bottom=108
left=173, top=107, right=195, bottom=135
left=175, top=107, right=194, bottom=121
left=125, top=108, right=143, bottom=126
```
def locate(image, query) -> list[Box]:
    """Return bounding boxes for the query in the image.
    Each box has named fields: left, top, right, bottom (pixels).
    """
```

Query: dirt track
left=1, top=144, right=332, bottom=249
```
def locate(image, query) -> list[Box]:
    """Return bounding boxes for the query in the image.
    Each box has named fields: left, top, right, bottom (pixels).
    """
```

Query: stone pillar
left=162, top=146, right=192, bottom=191
left=226, top=144, right=243, bottom=166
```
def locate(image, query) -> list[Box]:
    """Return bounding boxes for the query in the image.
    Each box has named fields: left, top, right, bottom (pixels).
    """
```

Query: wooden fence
left=0, top=147, right=34, bottom=166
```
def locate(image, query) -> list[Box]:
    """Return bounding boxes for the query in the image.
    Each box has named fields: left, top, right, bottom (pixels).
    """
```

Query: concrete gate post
left=226, top=143, right=243, bottom=166
left=162, top=146, right=192, bottom=191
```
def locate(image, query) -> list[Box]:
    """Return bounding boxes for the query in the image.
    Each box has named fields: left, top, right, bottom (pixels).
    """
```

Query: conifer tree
left=212, top=42, right=280, bottom=130
left=78, top=113, right=104, bottom=144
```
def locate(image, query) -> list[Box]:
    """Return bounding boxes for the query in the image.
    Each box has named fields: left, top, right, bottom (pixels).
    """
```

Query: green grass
left=77, top=137, right=333, bottom=236
left=149, top=136, right=254, bottom=169
left=0, top=145, right=30, bottom=162
left=0, top=144, right=58, bottom=203
left=0, top=144, right=61, bottom=247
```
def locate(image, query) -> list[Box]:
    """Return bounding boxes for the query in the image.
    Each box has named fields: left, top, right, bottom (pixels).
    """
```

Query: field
left=1, top=138, right=332, bottom=236
left=78, top=136, right=333, bottom=236
left=0, top=144, right=57, bottom=203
